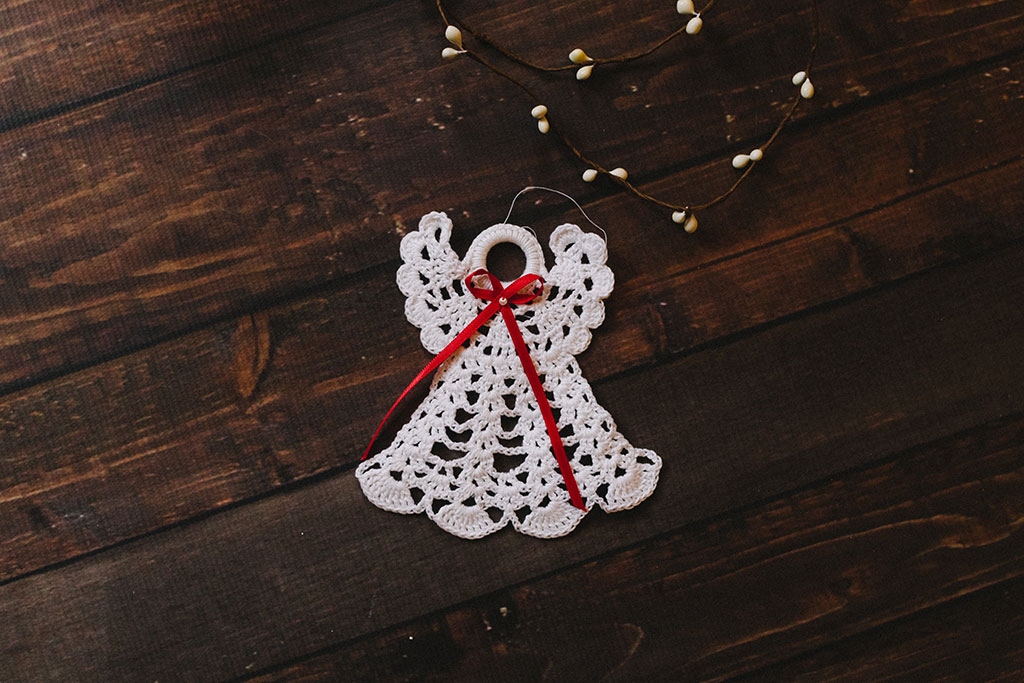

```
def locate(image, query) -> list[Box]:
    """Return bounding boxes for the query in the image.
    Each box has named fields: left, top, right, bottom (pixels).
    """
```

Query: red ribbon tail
left=500, top=307, right=587, bottom=511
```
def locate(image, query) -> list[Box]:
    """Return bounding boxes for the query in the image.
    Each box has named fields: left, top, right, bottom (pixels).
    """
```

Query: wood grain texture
left=0, top=0, right=377, bottom=127
left=2, top=0, right=1023, bottom=679
left=245, top=414, right=1024, bottom=682
left=0, top=244, right=1022, bottom=682
left=1, top=0, right=1022, bottom=393
left=737, top=578, right=1024, bottom=682
left=1, top=123, right=1021, bottom=582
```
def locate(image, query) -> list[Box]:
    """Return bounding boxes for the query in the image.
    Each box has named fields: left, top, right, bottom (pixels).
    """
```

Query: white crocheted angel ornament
left=357, top=211, right=661, bottom=539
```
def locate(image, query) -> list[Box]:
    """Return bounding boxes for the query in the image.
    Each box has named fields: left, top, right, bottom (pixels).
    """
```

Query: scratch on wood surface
left=598, top=623, right=645, bottom=682
left=365, top=588, right=380, bottom=625
left=233, top=312, right=272, bottom=400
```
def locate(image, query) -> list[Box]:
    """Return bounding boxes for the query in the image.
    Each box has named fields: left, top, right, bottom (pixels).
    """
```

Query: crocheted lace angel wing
left=536, top=223, right=615, bottom=356
left=397, top=212, right=478, bottom=354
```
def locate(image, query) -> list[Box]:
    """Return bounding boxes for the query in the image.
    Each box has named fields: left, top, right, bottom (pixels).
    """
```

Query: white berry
left=569, top=48, right=590, bottom=64
left=445, top=25, right=463, bottom=48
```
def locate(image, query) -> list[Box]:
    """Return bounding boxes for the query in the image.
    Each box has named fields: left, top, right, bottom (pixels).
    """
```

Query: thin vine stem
left=437, top=0, right=821, bottom=216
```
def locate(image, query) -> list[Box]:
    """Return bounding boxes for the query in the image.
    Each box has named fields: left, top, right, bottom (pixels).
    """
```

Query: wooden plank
left=1, top=144, right=1022, bottom=584
left=0, top=0, right=380, bottom=127
left=1, top=0, right=1018, bottom=126
left=0, top=244, right=1022, bottom=682
left=736, top=578, right=1024, bottom=681
left=1, top=0, right=1022, bottom=392
left=244, top=415, right=1024, bottom=682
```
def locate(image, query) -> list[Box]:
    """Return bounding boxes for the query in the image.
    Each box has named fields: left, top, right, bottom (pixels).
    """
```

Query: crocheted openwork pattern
left=356, top=212, right=661, bottom=538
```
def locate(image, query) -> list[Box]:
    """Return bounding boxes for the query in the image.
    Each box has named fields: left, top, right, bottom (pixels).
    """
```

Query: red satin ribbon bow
left=362, top=268, right=586, bottom=511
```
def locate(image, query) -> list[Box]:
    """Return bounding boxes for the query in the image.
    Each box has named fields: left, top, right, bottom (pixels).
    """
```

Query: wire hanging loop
left=503, top=186, right=609, bottom=245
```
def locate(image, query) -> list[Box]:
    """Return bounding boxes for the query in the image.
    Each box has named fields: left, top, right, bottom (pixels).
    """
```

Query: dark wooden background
left=1, top=0, right=1022, bottom=680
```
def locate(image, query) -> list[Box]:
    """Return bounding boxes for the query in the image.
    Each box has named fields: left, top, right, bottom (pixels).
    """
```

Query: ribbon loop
left=464, top=268, right=543, bottom=305
left=363, top=268, right=586, bottom=511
